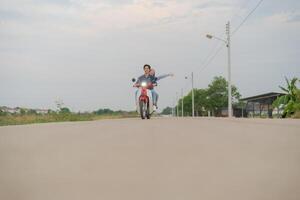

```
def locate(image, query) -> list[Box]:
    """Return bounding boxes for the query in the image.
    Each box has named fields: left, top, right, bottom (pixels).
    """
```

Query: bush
left=0, top=110, right=7, bottom=116
left=94, top=108, right=114, bottom=115
left=273, top=77, right=300, bottom=118
left=161, top=107, right=172, bottom=115
left=293, top=111, right=300, bottom=119
left=59, top=107, right=71, bottom=114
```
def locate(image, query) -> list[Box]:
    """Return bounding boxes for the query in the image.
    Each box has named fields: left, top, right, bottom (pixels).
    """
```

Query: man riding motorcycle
left=133, top=64, right=158, bottom=110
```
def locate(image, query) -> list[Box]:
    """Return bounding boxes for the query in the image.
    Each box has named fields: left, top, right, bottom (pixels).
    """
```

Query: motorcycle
left=132, top=78, right=154, bottom=120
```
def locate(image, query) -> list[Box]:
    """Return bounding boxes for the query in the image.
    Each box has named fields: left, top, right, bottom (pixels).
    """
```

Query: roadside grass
left=292, top=111, right=300, bottom=119
left=0, top=113, right=138, bottom=126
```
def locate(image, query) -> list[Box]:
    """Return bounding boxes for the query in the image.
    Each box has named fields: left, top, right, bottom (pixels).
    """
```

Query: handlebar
left=133, top=82, right=156, bottom=89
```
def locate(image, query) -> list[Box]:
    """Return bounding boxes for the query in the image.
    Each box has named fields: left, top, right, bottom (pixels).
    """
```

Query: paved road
left=0, top=118, right=300, bottom=200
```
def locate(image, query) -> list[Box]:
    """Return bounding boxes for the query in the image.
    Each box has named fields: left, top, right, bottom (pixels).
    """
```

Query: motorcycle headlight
left=141, top=82, right=147, bottom=87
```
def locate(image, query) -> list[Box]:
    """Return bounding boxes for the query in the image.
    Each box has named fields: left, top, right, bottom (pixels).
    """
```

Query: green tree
left=177, top=89, right=208, bottom=116
left=206, top=76, right=241, bottom=115
left=48, top=109, right=55, bottom=114
left=20, top=108, right=26, bottom=115
left=94, top=108, right=114, bottom=115
left=0, top=109, right=7, bottom=116
left=161, top=107, right=173, bottom=115
left=194, top=89, right=209, bottom=112
left=59, top=107, right=71, bottom=114
left=27, top=109, right=37, bottom=115
left=182, top=93, right=192, bottom=116
left=176, top=76, right=241, bottom=117
left=273, top=77, right=300, bottom=117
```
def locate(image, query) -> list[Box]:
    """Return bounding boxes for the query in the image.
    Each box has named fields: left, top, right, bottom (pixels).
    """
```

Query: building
left=240, top=92, right=285, bottom=118
left=35, top=109, right=49, bottom=115
left=0, top=106, right=21, bottom=114
left=0, top=106, right=49, bottom=115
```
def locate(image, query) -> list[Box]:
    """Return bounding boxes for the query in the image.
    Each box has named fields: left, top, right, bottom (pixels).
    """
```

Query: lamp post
left=172, top=98, right=175, bottom=117
left=181, top=88, right=184, bottom=117
left=185, top=73, right=195, bottom=117
left=176, top=92, right=179, bottom=117
left=206, top=21, right=232, bottom=118
left=191, top=72, right=195, bottom=117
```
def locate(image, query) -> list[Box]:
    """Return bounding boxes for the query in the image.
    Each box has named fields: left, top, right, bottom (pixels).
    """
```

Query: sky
left=1, top=0, right=300, bottom=112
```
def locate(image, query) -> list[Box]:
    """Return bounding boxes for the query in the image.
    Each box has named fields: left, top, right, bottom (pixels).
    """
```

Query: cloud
left=195, top=1, right=232, bottom=10
left=264, top=11, right=300, bottom=24
left=287, top=12, right=300, bottom=23
left=1, top=0, right=299, bottom=111
left=1, top=0, right=236, bottom=36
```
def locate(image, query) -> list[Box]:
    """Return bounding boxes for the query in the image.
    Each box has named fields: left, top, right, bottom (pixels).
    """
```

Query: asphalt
left=0, top=117, right=300, bottom=200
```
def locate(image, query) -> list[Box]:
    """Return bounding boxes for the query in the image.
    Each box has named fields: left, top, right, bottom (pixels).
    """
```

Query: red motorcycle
left=132, top=79, right=154, bottom=119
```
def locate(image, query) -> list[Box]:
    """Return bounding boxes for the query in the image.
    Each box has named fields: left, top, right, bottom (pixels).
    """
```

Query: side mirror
left=132, top=78, right=136, bottom=82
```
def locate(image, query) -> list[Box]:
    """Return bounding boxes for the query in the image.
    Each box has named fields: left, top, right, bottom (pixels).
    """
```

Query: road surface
left=0, top=117, right=300, bottom=200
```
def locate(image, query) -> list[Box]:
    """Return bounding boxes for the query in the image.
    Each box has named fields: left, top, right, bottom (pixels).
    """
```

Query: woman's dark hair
left=143, top=64, right=151, bottom=69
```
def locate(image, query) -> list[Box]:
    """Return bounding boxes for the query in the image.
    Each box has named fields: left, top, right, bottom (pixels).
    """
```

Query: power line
left=197, top=0, right=265, bottom=74
left=198, top=38, right=223, bottom=68
left=198, top=44, right=225, bottom=73
left=195, top=0, right=252, bottom=74
left=232, top=0, right=265, bottom=35
left=230, top=0, right=254, bottom=24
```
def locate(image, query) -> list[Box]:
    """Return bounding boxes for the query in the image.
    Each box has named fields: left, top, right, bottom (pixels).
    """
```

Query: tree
left=48, top=109, right=55, bottom=114
left=94, top=108, right=114, bottom=115
left=59, top=107, right=71, bottom=114
left=20, top=108, right=26, bottom=115
left=176, top=76, right=241, bottom=117
left=273, top=77, right=300, bottom=117
left=194, top=89, right=210, bottom=116
left=206, top=76, right=241, bottom=115
left=27, top=109, right=37, bottom=115
left=161, top=107, right=172, bottom=115
left=176, top=89, right=209, bottom=116
left=0, top=109, right=7, bottom=116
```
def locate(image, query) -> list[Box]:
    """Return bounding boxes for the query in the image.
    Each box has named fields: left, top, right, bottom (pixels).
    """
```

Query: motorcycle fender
left=135, top=89, right=153, bottom=114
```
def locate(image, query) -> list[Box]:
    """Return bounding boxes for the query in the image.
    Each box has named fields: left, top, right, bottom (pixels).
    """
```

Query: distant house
left=240, top=92, right=285, bottom=118
left=219, top=107, right=245, bottom=118
left=35, top=109, right=49, bottom=114
left=0, top=106, right=49, bottom=115
left=0, top=106, right=21, bottom=114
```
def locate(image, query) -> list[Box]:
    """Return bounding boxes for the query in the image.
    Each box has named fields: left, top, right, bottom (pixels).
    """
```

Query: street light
left=185, top=73, right=195, bottom=117
left=181, top=88, right=184, bottom=117
left=191, top=72, right=195, bottom=117
left=206, top=34, right=213, bottom=39
left=206, top=34, right=227, bottom=43
left=206, top=21, right=232, bottom=118
left=176, top=92, right=179, bottom=117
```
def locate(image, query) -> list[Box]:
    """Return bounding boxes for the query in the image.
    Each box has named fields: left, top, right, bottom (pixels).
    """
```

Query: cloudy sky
left=1, top=0, right=300, bottom=111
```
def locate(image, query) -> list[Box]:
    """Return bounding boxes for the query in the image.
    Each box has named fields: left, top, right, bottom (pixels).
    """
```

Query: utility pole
left=191, top=72, right=195, bottom=117
left=226, top=21, right=232, bottom=118
left=173, top=97, right=176, bottom=117
left=176, top=92, right=179, bottom=117
left=206, top=21, right=233, bottom=118
left=172, top=99, right=174, bottom=116
left=181, top=88, right=184, bottom=117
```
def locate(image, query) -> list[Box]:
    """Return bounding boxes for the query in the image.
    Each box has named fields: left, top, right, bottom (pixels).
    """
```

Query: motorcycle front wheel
left=139, top=101, right=146, bottom=119
left=139, top=101, right=150, bottom=120
left=146, top=103, right=150, bottom=119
